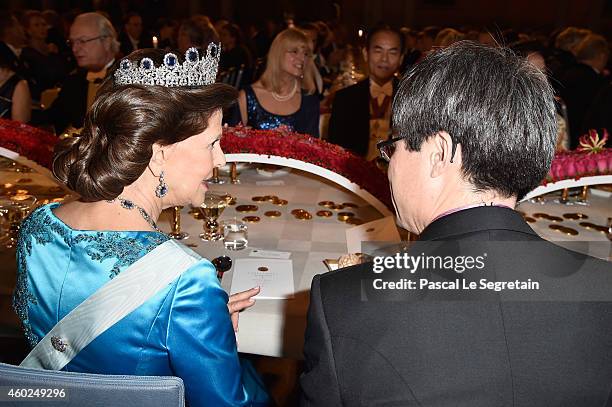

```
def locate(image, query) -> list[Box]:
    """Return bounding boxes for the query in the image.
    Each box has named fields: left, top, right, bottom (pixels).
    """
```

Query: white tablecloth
left=158, top=165, right=386, bottom=358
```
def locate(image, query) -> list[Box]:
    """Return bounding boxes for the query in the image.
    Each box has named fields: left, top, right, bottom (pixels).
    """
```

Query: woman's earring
left=155, top=170, right=168, bottom=198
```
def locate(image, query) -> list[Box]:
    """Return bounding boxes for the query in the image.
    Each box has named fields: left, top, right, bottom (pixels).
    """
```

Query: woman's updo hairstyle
left=53, top=48, right=238, bottom=202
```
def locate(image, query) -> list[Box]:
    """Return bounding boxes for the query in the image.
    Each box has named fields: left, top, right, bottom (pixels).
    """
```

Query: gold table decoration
left=243, top=216, right=261, bottom=223
left=264, top=211, right=282, bottom=218
left=294, top=211, right=312, bottom=220
left=563, top=213, right=589, bottom=220
left=272, top=198, right=288, bottom=206
left=337, top=212, right=355, bottom=222
left=318, top=201, right=334, bottom=207
left=549, top=224, right=579, bottom=236
left=524, top=216, right=536, bottom=223
left=316, top=210, right=333, bottom=217
left=236, top=205, right=259, bottom=213
left=252, top=196, right=267, bottom=202
left=168, top=206, right=189, bottom=240
left=579, top=222, right=608, bottom=234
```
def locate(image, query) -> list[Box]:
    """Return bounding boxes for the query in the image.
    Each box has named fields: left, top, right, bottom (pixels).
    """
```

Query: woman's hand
left=227, top=286, right=260, bottom=332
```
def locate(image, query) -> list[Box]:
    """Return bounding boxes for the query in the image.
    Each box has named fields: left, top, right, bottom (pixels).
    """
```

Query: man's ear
left=429, top=131, right=456, bottom=178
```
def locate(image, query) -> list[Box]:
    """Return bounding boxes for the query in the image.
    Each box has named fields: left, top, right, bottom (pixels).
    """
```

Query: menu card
left=230, top=258, right=294, bottom=299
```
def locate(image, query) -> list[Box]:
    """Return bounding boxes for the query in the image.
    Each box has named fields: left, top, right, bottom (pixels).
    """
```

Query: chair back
left=0, top=362, right=184, bottom=407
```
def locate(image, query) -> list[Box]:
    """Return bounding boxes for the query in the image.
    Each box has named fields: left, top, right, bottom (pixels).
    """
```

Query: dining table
left=1, top=158, right=611, bottom=360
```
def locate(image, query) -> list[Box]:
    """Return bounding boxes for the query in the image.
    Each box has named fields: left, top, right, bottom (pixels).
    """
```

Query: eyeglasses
left=377, top=135, right=406, bottom=162
left=377, top=134, right=459, bottom=163
left=67, top=35, right=108, bottom=48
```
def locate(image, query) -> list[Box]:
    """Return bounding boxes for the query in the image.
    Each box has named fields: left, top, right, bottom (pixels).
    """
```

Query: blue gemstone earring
left=155, top=170, right=168, bottom=198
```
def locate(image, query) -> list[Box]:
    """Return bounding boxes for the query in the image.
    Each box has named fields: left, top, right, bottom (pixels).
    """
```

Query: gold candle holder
left=575, top=185, right=589, bottom=206
left=168, top=206, right=189, bottom=240
left=208, top=167, right=225, bottom=184
left=230, top=162, right=240, bottom=184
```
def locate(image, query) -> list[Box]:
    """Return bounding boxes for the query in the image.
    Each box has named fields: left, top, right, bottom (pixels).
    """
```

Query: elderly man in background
left=36, top=12, right=118, bottom=134
left=328, top=25, right=404, bottom=159
left=300, top=42, right=612, bottom=406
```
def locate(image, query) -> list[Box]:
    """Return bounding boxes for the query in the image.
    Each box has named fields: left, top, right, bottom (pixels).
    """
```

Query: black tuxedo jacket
left=328, top=78, right=397, bottom=157
left=301, top=206, right=612, bottom=406
left=35, top=69, right=87, bottom=134
left=559, top=63, right=607, bottom=148
left=0, top=41, right=33, bottom=86
left=119, top=31, right=153, bottom=57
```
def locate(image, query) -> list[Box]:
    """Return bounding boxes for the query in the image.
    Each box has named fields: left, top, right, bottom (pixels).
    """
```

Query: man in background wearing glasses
left=36, top=12, right=118, bottom=134
left=301, top=41, right=612, bottom=406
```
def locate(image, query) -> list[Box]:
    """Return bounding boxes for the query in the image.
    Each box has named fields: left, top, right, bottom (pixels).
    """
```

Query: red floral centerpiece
left=0, top=119, right=57, bottom=168
left=1, top=119, right=609, bottom=200
left=222, top=125, right=393, bottom=209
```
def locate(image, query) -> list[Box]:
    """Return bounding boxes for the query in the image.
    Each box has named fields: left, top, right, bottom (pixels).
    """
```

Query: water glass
left=222, top=219, right=248, bottom=250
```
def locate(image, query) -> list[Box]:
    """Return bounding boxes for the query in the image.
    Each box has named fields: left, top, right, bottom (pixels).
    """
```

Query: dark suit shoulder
left=333, top=79, right=369, bottom=101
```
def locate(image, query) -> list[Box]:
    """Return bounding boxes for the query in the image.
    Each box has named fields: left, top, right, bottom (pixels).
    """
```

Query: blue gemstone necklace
left=108, top=197, right=163, bottom=233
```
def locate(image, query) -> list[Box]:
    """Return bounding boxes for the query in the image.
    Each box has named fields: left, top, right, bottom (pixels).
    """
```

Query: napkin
left=230, top=258, right=294, bottom=299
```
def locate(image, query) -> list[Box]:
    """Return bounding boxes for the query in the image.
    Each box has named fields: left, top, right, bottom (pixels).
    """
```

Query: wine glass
left=199, top=191, right=229, bottom=241
left=0, top=195, right=37, bottom=249
left=168, top=206, right=189, bottom=240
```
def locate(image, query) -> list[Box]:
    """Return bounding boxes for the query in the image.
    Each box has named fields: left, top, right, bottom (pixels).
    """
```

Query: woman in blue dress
left=14, top=47, right=269, bottom=406
left=235, top=28, right=320, bottom=137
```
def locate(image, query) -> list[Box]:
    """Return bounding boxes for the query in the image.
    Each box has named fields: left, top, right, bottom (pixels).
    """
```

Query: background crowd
left=1, top=5, right=611, bottom=153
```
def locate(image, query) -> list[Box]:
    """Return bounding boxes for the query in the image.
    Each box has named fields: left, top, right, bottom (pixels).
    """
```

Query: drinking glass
left=168, top=206, right=189, bottom=240
left=199, top=191, right=229, bottom=241
left=221, top=219, right=248, bottom=250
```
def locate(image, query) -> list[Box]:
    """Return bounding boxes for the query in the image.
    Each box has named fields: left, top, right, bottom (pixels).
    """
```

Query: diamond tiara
left=114, top=43, right=221, bottom=87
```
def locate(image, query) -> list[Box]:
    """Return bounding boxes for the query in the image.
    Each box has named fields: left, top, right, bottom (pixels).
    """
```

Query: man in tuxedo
left=328, top=25, right=403, bottom=159
left=301, top=42, right=612, bottom=406
left=118, top=12, right=152, bottom=57
left=559, top=33, right=609, bottom=148
left=38, top=12, right=118, bottom=134
left=0, top=12, right=30, bottom=81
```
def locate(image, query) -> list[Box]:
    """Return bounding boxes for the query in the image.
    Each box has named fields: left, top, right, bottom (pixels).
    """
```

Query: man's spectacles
left=377, top=135, right=407, bottom=162
left=67, top=35, right=108, bottom=48
left=377, top=134, right=459, bottom=163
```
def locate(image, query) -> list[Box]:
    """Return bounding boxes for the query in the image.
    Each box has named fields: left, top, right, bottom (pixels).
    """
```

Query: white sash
left=21, top=239, right=199, bottom=370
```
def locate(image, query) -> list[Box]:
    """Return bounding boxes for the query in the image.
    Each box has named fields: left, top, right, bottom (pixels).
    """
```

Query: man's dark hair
left=392, top=41, right=557, bottom=200
left=366, top=24, right=405, bottom=55
left=0, top=12, right=18, bottom=39
left=123, top=11, right=141, bottom=26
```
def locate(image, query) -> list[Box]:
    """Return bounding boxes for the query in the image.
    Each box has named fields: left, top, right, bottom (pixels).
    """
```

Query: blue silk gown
left=13, top=203, right=268, bottom=406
